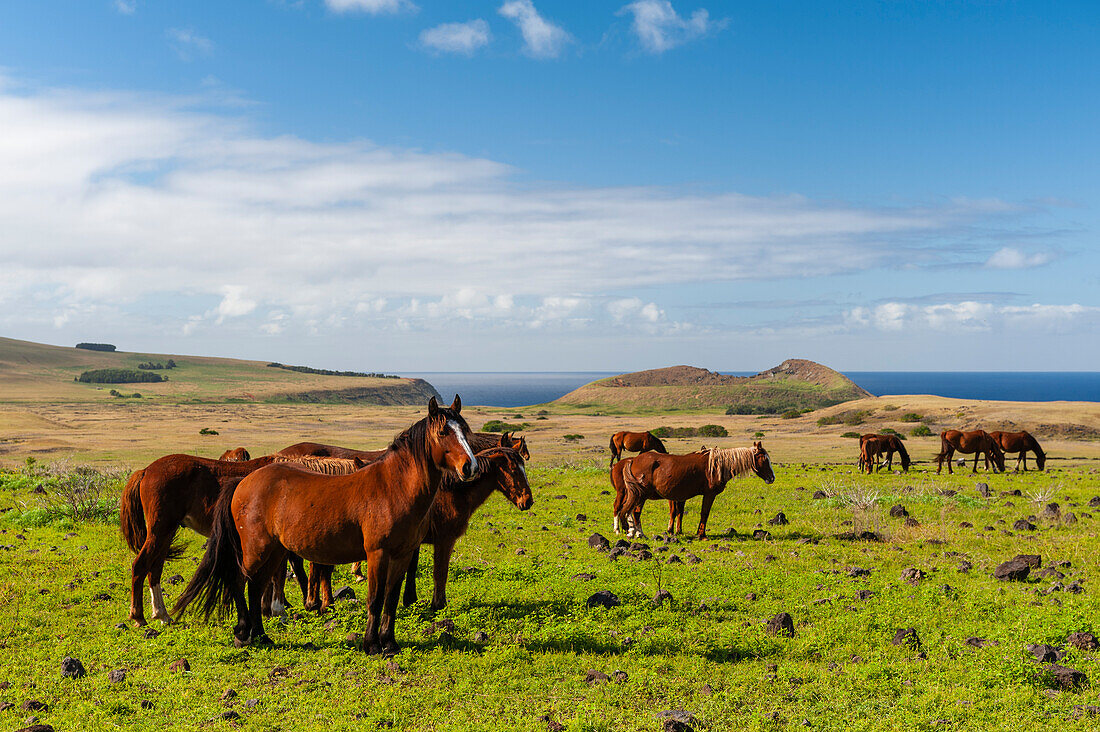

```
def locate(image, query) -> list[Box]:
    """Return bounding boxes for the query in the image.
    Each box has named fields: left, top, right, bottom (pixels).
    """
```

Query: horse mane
left=271, top=455, right=364, bottom=475
left=438, top=446, right=519, bottom=488
left=1024, top=431, right=1045, bottom=457
left=706, top=447, right=756, bottom=483
left=386, top=408, right=471, bottom=468
left=890, top=435, right=911, bottom=469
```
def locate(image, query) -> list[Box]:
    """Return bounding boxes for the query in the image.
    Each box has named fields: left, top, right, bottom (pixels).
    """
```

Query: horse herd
left=117, top=409, right=1045, bottom=655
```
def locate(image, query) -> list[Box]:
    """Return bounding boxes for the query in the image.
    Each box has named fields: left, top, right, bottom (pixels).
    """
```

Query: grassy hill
left=0, top=336, right=440, bottom=405
left=551, top=359, right=871, bottom=414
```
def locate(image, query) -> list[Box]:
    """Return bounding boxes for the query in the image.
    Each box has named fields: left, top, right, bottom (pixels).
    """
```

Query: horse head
left=987, top=437, right=1006, bottom=473
left=647, top=433, right=668, bottom=454
left=498, top=432, right=532, bottom=461
left=426, top=395, right=478, bottom=481
left=484, top=446, right=533, bottom=510
left=752, top=441, right=776, bottom=484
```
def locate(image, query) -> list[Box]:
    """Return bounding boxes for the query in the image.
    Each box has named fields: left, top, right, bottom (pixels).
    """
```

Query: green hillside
left=551, top=360, right=871, bottom=414
left=0, top=337, right=440, bottom=405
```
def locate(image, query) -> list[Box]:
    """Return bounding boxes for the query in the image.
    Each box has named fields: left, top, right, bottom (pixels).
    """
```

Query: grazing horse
left=219, top=448, right=251, bottom=462
left=609, top=430, right=667, bottom=467
left=618, top=442, right=775, bottom=539
left=173, top=396, right=478, bottom=655
left=858, top=434, right=911, bottom=473
left=935, top=430, right=1005, bottom=474
left=990, top=430, right=1046, bottom=471
left=307, top=446, right=533, bottom=613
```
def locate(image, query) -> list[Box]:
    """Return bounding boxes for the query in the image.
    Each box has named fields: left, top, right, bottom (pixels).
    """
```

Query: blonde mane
left=272, top=455, right=365, bottom=475
left=706, top=447, right=756, bottom=483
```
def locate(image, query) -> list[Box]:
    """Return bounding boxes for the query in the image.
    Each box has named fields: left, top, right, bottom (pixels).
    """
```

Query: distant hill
left=0, top=336, right=440, bottom=405
left=552, top=359, right=871, bottom=413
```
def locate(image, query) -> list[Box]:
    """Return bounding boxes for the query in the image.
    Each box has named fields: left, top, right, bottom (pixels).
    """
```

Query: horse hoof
left=131, top=617, right=147, bottom=628
left=233, top=636, right=248, bottom=648
left=381, top=643, right=401, bottom=658
left=251, top=634, right=274, bottom=648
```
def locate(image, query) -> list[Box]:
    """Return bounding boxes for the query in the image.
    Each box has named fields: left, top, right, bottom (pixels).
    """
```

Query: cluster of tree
left=75, top=343, right=116, bottom=352
left=266, top=362, right=399, bottom=378
left=75, top=369, right=167, bottom=384
left=137, top=360, right=176, bottom=370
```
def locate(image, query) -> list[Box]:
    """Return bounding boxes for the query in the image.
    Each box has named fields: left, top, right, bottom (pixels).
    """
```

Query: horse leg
left=304, top=562, right=321, bottom=612
left=378, top=559, right=407, bottom=658
left=318, top=564, right=335, bottom=613
left=132, top=521, right=180, bottom=625
left=430, top=541, right=454, bottom=612
left=287, top=554, right=308, bottom=607
left=675, top=501, right=684, bottom=534
left=351, top=561, right=366, bottom=583
left=1019, top=451, right=1026, bottom=471
left=972, top=451, right=980, bottom=473
left=696, top=493, right=717, bottom=540
left=361, top=552, right=387, bottom=655
left=666, top=500, right=677, bottom=534
left=612, top=480, right=624, bottom=535
left=402, top=545, right=421, bottom=607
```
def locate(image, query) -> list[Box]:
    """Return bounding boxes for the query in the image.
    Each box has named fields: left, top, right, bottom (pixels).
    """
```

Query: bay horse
left=173, top=396, right=478, bottom=655
left=935, top=430, right=1005, bottom=474
left=307, top=445, right=533, bottom=613
left=119, top=452, right=364, bottom=625
left=618, top=442, right=775, bottom=539
left=276, top=442, right=386, bottom=461
left=471, top=431, right=530, bottom=460
left=219, top=448, right=251, bottom=462
left=990, top=430, right=1046, bottom=471
left=609, top=430, right=667, bottom=467
left=857, top=434, right=910, bottom=473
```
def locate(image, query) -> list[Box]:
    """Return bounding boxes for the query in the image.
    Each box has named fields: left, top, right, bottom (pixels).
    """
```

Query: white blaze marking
left=448, top=420, right=478, bottom=475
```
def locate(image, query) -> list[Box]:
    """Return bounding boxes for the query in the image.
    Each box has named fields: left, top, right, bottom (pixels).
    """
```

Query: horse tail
left=119, top=469, right=147, bottom=554
left=609, top=434, right=619, bottom=466
left=895, top=438, right=911, bottom=471
left=172, top=478, right=243, bottom=621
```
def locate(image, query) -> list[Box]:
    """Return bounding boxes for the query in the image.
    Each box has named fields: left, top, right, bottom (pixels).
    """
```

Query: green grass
left=1, top=461, right=1099, bottom=730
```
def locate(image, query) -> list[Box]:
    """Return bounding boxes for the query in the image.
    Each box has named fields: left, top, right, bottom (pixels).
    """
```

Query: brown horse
left=990, top=430, right=1046, bottom=471
left=173, top=396, right=478, bottom=655
left=618, top=443, right=775, bottom=539
left=610, top=455, right=695, bottom=535
left=219, top=448, right=251, bottom=461
left=609, top=430, right=667, bottom=467
left=936, top=430, right=1005, bottom=474
left=858, top=434, right=911, bottom=473
left=276, top=442, right=386, bottom=461
left=308, top=445, right=533, bottom=613
left=470, top=431, right=530, bottom=460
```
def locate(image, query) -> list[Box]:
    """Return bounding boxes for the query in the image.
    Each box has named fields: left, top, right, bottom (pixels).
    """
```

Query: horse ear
left=428, top=396, right=440, bottom=417
left=450, top=394, right=462, bottom=413
left=352, top=457, right=365, bottom=468
left=498, top=433, right=508, bottom=447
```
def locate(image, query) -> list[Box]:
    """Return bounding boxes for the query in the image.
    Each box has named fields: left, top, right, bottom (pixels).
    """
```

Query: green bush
left=481, top=420, right=509, bottom=433
left=563, top=434, right=584, bottom=441
left=699, top=424, right=728, bottom=437
left=75, top=342, right=115, bottom=352
left=76, top=369, right=166, bottom=384
left=879, top=428, right=905, bottom=439
left=199, top=427, right=219, bottom=435
left=753, top=431, right=765, bottom=438
left=900, top=412, right=922, bottom=422
left=841, top=431, right=862, bottom=439
left=781, top=410, right=801, bottom=419
left=817, top=415, right=841, bottom=426
left=910, top=425, right=933, bottom=436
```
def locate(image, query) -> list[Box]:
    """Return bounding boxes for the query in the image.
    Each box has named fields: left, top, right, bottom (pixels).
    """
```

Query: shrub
left=726, top=404, right=781, bottom=415
left=753, top=431, right=765, bottom=438
left=166, top=359, right=176, bottom=369
left=563, top=434, right=584, bottom=441
left=76, top=369, right=166, bottom=384
left=900, top=412, right=922, bottom=423
left=199, top=427, right=219, bottom=435
left=879, top=428, right=905, bottom=440
left=781, top=410, right=801, bottom=419
left=841, top=431, right=862, bottom=438
left=882, top=404, right=899, bottom=411
left=911, top=425, right=933, bottom=437
left=137, top=362, right=166, bottom=370
left=817, top=415, right=841, bottom=426
left=266, top=362, right=397, bottom=378
left=75, top=342, right=115, bottom=352
left=481, top=420, right=509, bottom=433
left=699, top=424, right=728, bottom=438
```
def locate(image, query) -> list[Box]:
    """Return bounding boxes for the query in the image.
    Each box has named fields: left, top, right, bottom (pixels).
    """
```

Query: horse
left=307, top=445, right=533, bottom=613
left=609, top=430, right=667, bottom=467
left=219, top=448, right=251, bottom=462
left=470, top=431, right=530, bottom=460
left=858, top=434, right=910, bottom=473
left=990, top=430, right=1046, bottom=471
left=119, top=452, right=365, bottom=626
left=173, top=396, right=478, bottom=655
left=935, top=430, right=1005, bottom=474
left=275, top=442, right=386, bottom=461
left=610, top=454, right=696, bottom=535
left=618, top=442, right=775, bottom=539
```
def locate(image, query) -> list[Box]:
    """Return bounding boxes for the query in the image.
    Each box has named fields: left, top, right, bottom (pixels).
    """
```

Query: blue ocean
left=407, top=371, right=1100, bottom=408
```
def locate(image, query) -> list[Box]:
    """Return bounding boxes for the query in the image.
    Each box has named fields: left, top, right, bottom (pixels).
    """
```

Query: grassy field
left=3, top=453, right=1100, bottom=730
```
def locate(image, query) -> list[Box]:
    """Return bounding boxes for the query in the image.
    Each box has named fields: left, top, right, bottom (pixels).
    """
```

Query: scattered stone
left=653, top=589, right=673, bottom=606
left=993, top=559, right=1031, bottom=582
left=613, top=539, right=630, bottom=550
left=847, top=566, right=870, bottom=577
left=812, top=490, right=827, bottom=500
left=904, top=517, right=921, bottom=528
left=108, top=669, right=127, bottom=684
left=244, top=699, right=260, bottom=709
left=576, top=514, right=587, bottom=521
left=1002, top=489, right=1022, bottom=497
left=1066, top=580, right=1085, bottom=594
left=169, top=659, right=190, bottom=672
left=892, top=627, right=921, bottom=649
left=140, top=700, right=154, bottom=710
left=965, top=637, right=997, bottom=648
left=855, top=589, right=874, bottom=601
left=166, top=574, right=185, bottom=585
left=889, top=505, right=909, bottom=518
left=752, top=529, right=771, bottom=541
left=666, top=555, right=683, bottom=565
left=635, top=549, right=653, bottom=561
left=515, top=548, right=526, bottom=556
left=345, top=632, right=362, bottom=647
left=976, top=483, right=991, bottom=497
left=939, top=489, right=957, bottom=497
left=15, top=726, right=54, bottom=732
left=1014, top=554, right=1042, bottom=569
left=1068, top=631, right=1099, bottom=651
left=959, top=521, right=973, bottom=528
left=684, top=552, right=701, bottom=564
left=1013, top=519, right=1037, bottom=532
left=540, top=716, right=566, bottom=732
left=900, top=568, right=925, bottom=584
left=213, top=710, right=241, bottom=722
left=1028, top=644, right=1062, bottom=663
left=958, top=560, right=973, bottom=573
left=584, top=670, right=609, bottom=685
left=586, top=590, right=621, bottom=609
left=608, top=547, right=625, bottom=561
left=1047, top=664, right=1088, bottom=690
left=269, top=666, right=290, bottom=680
left=21, top=700, right=48, bottom=712
left=143, top=628, right=160, bottom=639
left=1040, top=503, right=1061, bottom=520
left=60, top=656, right=86, bottom=679
left=612, top=670, right=628, bottom=683
left=220, top=688, right=237, bottom=701
left=657, top=709, right=697, bottom=732
left=333, top=586, right=356, bottom=601
left=768, top=512, right=789, bottom=526
left=766, top=612, right=795, bottom=637
left=744, top=592, right=758, bottom=601
left=1064, top=512, right=1078, bottom=525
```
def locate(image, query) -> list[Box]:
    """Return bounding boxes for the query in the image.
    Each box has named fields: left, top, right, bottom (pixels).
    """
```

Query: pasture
left=3, top=454, right=1100, bottom=730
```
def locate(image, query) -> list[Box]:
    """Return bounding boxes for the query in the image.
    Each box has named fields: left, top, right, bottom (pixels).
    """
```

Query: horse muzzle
left=461, top=459, right=478, bottom=482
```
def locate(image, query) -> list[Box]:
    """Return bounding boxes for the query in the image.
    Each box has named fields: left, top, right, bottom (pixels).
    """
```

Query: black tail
left=172, top=479, right=243, bottom=621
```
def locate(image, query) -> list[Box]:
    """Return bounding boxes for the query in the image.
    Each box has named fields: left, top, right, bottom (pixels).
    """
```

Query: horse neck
left=1026, top=434, right=1045, bottom=456
left=437, top=471, right=499, bottom=528
left=215, top=455, right=273, bottom=476
left=373, top=442, right=443, bottom=510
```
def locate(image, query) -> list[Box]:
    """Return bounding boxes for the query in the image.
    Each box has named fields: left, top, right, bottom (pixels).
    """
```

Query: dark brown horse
left=173, top=396, right=478, bottom=655
left=308, top=445, right=533, bottom=613
left=858, top=434, right=911, bottom=473
left=470, top=431, right=530, bottom=460
left=609, top=430, right=667, bottom=467
left=936, top=430, right=1005, bottom=474
left=990, top=430, right=1046, bottom=471
left=219, top=448, right=251, bottom=462
left=618, top=443, right=775, bottom=539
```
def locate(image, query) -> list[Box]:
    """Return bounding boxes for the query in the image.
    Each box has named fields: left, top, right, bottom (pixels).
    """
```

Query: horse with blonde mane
left=618, top=442, right=775, bottom=539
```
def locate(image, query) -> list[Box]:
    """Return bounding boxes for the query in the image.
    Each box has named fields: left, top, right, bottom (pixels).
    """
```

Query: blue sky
left=0, top=0, right=1097, bottom=371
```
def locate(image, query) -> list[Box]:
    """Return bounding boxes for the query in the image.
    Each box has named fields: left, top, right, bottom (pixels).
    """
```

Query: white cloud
left=325, top=0, right=417, bottom=14
left=607, top=297, right=664, bottom=324
left=0, top=76, right=1062, bottom=343
left=844, top=301, right=1098, bottom=334
left=167, top=28, right=214, bottom=61
left=617, top=0, right=723, bottom=53
left=985, top=247, right=1054, bottom=269
left=419, top=20, right=491, bottom=56
left=114, top=0, right=137, bottom=14
left=498, top=0, right=571, bottom=59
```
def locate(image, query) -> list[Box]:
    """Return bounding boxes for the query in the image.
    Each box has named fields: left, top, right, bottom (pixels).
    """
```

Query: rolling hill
left=0, top=336, right=440, bottom=405
left=551, top=359, right=871, bottom=414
